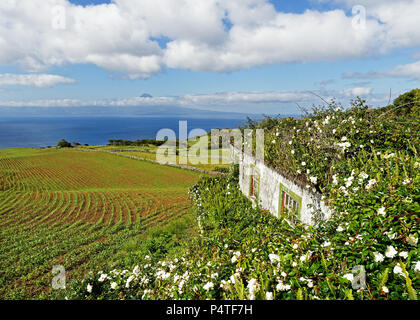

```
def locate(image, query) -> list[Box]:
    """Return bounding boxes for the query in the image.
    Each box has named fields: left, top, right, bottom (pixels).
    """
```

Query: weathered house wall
left=231, top=146, right=332, bottom=226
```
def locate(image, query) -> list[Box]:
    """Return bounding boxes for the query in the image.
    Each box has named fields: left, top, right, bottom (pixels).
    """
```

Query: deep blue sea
left=0, top=117, right=248, bottom=149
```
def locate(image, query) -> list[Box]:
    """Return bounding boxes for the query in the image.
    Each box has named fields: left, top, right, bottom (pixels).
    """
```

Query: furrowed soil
left=0, top=148, right=202, bottom=299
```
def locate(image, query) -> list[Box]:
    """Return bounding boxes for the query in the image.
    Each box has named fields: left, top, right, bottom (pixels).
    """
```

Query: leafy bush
left=57, top=139, right=72, bottom=148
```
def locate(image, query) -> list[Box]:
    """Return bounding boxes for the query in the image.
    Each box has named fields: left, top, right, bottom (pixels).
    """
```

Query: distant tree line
left=108, top=139, right=172, bottom=147
left=56, top=139, right=87, bottom=148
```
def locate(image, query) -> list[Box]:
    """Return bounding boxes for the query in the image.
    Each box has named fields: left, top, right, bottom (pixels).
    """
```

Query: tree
left=57, top=139, right=72, bottom=148
left=392, top=88, right=420, bottom=115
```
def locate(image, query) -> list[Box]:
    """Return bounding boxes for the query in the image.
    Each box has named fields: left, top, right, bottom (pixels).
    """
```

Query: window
left=282, top=192, right=298, bottom=213
left=249, top=166, right=260, bottom=199
left=279, top=183, right=302, bottom=223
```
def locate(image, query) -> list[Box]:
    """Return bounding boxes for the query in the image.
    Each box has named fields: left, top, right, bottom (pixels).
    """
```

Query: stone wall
left=231, top=146, right=332, bottom=226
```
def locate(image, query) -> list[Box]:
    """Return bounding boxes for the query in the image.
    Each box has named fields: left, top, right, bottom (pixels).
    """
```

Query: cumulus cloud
left=0, top=0, right=419, bottom=77
left=0, top=73, right=76, bottom=87
left=340, top=87, right=372, bottom=96
left=343, top=61, right=420, bottom=80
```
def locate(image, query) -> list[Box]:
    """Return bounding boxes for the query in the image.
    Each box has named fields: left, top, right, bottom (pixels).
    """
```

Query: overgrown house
left=231, top=145, right=332, bottom=226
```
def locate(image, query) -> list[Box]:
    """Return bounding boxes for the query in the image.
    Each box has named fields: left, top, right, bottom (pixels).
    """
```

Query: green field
left=0, top=148, right=202, bottom=299
left=83, top=142, right=232, bottom=173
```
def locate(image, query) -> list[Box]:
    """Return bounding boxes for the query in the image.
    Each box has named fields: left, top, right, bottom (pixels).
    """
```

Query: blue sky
left=0, top=0, right=419, bottom=114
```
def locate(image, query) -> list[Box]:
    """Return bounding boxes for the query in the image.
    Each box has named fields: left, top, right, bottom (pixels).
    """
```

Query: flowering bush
left=67, top=171, right=418, bottom=300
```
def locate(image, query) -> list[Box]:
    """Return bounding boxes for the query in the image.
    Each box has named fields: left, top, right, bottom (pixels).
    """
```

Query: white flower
left=247, top=278, right=259, bottom=300
left=414, top=261, right=420, bottom=272
left=336, top=226, right=345, bottom=232
left=133, top=265, right=141, bottom=275
left=377, top=207, right=386, bottom=216
left=292, top=243, right=299, bottom=250
left=86, top=284, right=92, bottom=293
left=126, top=275, right=135, bottom=288
left=343, top=273, right=354, bottom=282
left=310, top=176, right=317, bottom=184
left=289, top=140, right=293, bottom=145
left=269, top=254, right=281, bottom=264
left=358, top=172, right=368, bottom=180
left=373, top=252, right=384, bottom=263
left=399, top=251, right=408, bottom=259
left=292, top=262, right=298, bottom=267
left=406, top=234, right=418, bottom=246
left=98, top=273, right=108, bottom=282
left=220, top=280, right=229, bottom=290
left=386, top=232, right=397, bottom=240
left=402, top=178, right=412, bottom=185
left=301, top=162, right=306, bottom=166
left=211, top=273, right=219, bottom=279
left=341, top=136, right=347, bottom=141
left=337, top=141, right=351, bottom=151
left=382, top=286, right=389, bottom=293
left=156, top=269, right=171, bottom=281
left=281, top=272, right=287, bottom=277
left=291, top=150, right=295, bottom=154
left=110, top=282, right=117, bottom=290
left=332, top=174, right=339, bottom=185
left=266, top=292, right=274, bottom=300
left=321, top=241, right=331, bottom=248
left=366, top=179, right=377, bottom=190
left=231, top=251, right=241, bottom=263
left=276, top=281, right=291, bottom=291
left=385, top=246, right=397, bottom=258
left=345, top=176, right=354, bottom=188
left=307, top=280, right=314, bottom=288
left=393, top=264, right=405, bottom=277
left=203, top=282, right=214, bottom=291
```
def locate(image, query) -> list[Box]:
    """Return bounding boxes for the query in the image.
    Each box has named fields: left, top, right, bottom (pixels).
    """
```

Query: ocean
left=0, top=116, right=248, bottom=149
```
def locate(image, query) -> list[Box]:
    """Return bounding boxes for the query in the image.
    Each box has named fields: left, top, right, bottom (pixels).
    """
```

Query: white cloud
left=0, top=0, right=419, bottom=77
left=340, top=87, right=372, bottom=96
left=0, top=89, right=384, bottom=112
left=343, top=60, right=420, bottom=80
left=0, top=91, right=312, bottom=108
left=0, top=73, right=76, bottom=87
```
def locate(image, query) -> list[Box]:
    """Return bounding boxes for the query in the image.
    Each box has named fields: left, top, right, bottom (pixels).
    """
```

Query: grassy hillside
left=0, top=148, right=202, bottom=299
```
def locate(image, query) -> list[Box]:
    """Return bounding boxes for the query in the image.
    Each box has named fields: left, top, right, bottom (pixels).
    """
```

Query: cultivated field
left=84, top=138, right=232, bottom=173
left=0, top=148, right=202, bottom=299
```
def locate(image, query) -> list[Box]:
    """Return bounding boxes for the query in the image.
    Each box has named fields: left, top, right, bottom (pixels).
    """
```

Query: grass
left=0, top=148, right=202, bottom=299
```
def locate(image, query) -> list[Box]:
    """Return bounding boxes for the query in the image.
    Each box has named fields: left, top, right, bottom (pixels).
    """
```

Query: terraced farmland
left=0, top=148, right=201, bottom=299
